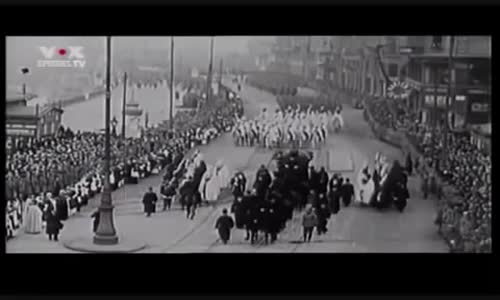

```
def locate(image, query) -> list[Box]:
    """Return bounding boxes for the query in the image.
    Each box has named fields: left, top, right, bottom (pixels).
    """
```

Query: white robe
left=357, top=170, right=375, bottom=205
left=205, top=169, right=220, bottom=202
left=198, top=166, right=213, bottom=200
left=215, top=165, right=230, bottom=191
left=24, top=204, right=43, bottom=234
left=332, top=113, right=344, bottom=129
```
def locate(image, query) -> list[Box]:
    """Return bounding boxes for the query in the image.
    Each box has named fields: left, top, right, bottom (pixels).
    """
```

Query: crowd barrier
left=363, top=105, right=471, bottom=253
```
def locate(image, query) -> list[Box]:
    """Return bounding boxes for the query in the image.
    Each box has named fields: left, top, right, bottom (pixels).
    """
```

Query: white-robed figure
left=378, top=155, right=391, bottom=187
left=214, top=159, right=231, bottom=193
left=331, top=107, right=344, bottom=132
left=24, top=197, right=43, bottom=234
left=356, top=162, right=375, bottom=206
left=199, top=164, right=213, bottom=202
left=205, top=164, right=220, bottom=203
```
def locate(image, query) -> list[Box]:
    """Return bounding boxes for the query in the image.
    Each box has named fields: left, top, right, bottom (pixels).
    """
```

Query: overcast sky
left=6, top=36, right=274, bottom=96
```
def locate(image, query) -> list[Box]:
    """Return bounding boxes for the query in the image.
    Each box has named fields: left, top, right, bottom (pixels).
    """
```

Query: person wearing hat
left=215, top=208, right=235, bottom=245
left=45, top=205, right=63, bottom=242
left=142, top=187, right=158, bottom=217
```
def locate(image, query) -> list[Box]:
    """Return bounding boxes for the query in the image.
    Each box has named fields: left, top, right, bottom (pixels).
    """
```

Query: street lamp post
left=93, top=36, right=119, bottom=245
left=169, top=37, right=174, bottom=131
left=20, top=67, right=29, bottom=100
left=122, top=72, right=127, bottom=139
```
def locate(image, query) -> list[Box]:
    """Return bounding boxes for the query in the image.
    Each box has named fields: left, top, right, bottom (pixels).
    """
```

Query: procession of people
left=232, top=105, right=343, bottom=149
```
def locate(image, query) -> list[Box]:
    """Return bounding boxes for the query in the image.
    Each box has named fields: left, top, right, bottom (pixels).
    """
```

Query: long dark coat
left=328, top=189, right=340, bottom=214
left=308, top=169, right=321, bottom=192
left=266, top=201, right=285, bottom=234
left=215, top=215, right=234, bottom=242
left=340, top=183, right=355, bottom=206
left=317, top=170, right=329, bottom=195
left=142, top=191, right=158, bottom=214
left=46, top=212, right=63, bottom=235
left=179, top=180, right=195, bottom=206
left=55, top=195, right=69, bottom=221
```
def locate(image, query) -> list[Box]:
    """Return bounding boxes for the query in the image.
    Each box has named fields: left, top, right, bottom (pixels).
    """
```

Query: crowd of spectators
left=5, top=86, right=243, bottom=241
left=246, top=72, right=302, bottom=96
left=365, top=95, right=491, bottom=252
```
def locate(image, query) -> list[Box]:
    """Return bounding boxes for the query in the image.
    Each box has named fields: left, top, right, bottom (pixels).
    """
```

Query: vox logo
left=37, top=46, right=86, bottom=68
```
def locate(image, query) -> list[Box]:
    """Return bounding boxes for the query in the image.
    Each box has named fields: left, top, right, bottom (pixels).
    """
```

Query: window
left=431, top=36, right=443, bottom=50
left=388, top=64, right=398, bottom=77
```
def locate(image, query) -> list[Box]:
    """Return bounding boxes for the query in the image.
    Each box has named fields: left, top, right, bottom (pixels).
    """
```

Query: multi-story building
left=271, top=36, right=410, bottom=98
left=313, top=36, right=408, bottom=97
left=402, top=36, right=491, bottom=129
left=270, top=36, right=331, bottom=79
left=6, top=91, right=64, bottom=139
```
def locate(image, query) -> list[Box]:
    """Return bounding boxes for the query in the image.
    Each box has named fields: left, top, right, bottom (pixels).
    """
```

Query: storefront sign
left=424, top=95, right=451, bottom=107
left=7, top=128, right=35, bottom=136
left=471, top=102, right=489, bottom=112
left=467, top=92, right=490, bottom=124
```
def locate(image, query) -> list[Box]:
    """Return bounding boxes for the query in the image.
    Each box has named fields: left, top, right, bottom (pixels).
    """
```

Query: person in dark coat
left=371, top=169, right=381, bottom=206
left=307, top=166, right=320, bottom=193
left=328, top=175, right=342, bottom=212
left=45, top=209, right=63, bottom=241
left=265, top=197, right=285, bottom=243
left=215, top=208, right=235, bottom=244
left=55, top=192, right=69, bottom=221
left=316, top=202, right=330, bottom=235
left=393, top=180, right=410, bottom=212
left=91, top=209, right=100, bottom=232
left=181, top=177, right=197, bottom=220
left=246, top=192, right=261, bottom=244
left=230, top=172, right=246, bottom=202
left=340, top=178, right=355, bottom=207
left=161, top=181, right=176, bottom=211
left=317, top=167, right=329, bottom=195
left=142, top=187, right=158, bottom=217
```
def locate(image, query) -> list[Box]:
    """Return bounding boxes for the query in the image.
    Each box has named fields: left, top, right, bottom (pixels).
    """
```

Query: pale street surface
left=7, top=78, right=448, bottom=253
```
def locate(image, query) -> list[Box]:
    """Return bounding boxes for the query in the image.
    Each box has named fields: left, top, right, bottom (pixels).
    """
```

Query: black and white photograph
left=4, top=36, right=492, bottom=253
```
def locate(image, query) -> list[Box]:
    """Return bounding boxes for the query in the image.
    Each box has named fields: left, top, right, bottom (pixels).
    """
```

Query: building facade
left=402, top=36, right=491, bottom=129
left=6, top=93, right=64, bottom=139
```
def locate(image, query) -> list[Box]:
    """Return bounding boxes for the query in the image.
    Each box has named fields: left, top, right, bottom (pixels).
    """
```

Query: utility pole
left=122, top=72, right=127, bottom=139
left=443, top=36, right=455, bottom=160
left=219, top=58, right=223, bottom=88
left=169, top=36, right=174, bottom=131
left=206, top=36, right=215, bottom=105
left=432, top=64, right=439, bottom=170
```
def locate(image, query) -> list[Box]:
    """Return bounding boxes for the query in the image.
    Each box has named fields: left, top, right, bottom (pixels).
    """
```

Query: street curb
left=62, top=237, right=147, bottom=253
